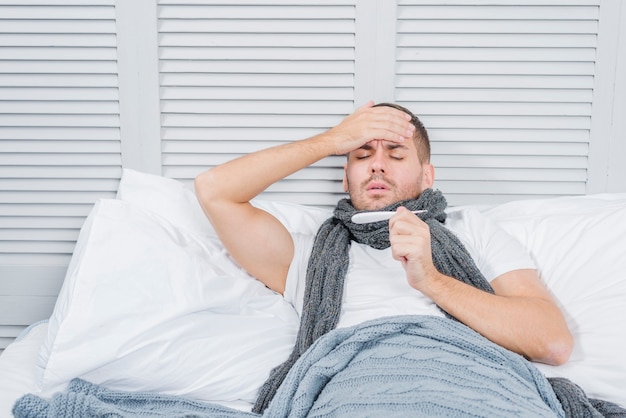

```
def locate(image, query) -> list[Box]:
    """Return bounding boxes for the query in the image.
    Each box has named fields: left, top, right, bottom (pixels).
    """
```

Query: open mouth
left=367, top=181, right=388, bottom=191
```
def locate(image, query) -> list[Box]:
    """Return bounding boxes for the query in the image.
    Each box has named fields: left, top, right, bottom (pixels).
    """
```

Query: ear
left=422, top=163, right=435, bottom=188
left=342, top=163, right=349, bottom=192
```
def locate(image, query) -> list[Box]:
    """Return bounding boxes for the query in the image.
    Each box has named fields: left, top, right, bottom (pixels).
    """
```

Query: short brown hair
left=373, top=102, right=431, bottom=164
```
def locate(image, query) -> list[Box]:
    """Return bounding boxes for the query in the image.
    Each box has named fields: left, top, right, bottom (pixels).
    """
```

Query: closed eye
left=353, top=150, right=372, bottom=160
left=386, top=143, right=409, bottom=161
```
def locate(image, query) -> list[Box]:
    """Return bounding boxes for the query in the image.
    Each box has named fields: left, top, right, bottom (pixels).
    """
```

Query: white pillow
left=37, top=198, right=299, bottom=405
left=483, top=194, right=626, bottom=407
left=116, top=168, right=331, bottom=235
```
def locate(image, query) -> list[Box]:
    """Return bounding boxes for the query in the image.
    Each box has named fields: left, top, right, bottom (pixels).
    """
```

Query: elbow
left=544, top=344, right=572, bottom=367
left=536, top=333, right=574, bottom=366
left=193, top=170, right=222, bottom=223
left=194, top=169, right=210, bottom=193
left=194, top=170, right=218, bottom=212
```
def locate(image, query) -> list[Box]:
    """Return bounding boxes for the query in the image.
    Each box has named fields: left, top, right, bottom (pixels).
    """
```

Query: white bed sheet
left=0, top=321, right=46, bottom=418
left=0, top=320, right=255, bottom=418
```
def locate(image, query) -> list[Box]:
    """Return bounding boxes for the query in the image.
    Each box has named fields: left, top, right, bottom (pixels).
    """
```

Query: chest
left=345, top=244, right=413, bottom=299
left=337, top=242, right=443, bottom=328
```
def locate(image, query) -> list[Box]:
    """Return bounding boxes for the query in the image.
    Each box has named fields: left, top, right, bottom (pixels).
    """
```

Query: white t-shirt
left=284, top=208, right=535, bottom=329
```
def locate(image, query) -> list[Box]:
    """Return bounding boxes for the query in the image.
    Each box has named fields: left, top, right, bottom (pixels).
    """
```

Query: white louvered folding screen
left=394, top=0, right=599, bottom=206
left=158, top=0, right=357, bottom=207
left=1, top=0, right=624, bottom=349
left=0, top=0, right=122, bottom=347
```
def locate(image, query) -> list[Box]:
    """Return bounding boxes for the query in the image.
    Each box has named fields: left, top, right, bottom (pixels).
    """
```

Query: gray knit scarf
left=253, top=189, right=623, bottom=417
left=253, top=188, right=494, bottom=412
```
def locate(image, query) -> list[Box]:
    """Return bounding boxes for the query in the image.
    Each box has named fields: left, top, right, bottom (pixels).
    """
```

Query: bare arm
left=194, top=102, right=416, bottom=294
left=389, top=207, right=573, bottom=365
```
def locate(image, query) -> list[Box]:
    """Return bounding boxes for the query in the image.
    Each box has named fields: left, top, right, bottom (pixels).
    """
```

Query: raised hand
left=323, top=101, right=416, bottom=156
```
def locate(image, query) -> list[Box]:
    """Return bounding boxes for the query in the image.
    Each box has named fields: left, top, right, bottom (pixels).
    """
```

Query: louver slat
left=158, top=2, right=356, bottom=207
left=0, top=1, right=121, bottom=346
left=395, top=0, right=599, bottom=205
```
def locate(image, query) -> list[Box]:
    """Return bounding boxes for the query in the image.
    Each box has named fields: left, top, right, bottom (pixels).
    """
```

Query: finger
left=391, top=246, right=409, bottom=265
left=355, top=100, right=375, bottom=112
left=364, top=128, right=410, bottom=144
left=373, top=111, right=415, bottom=142
left=336, top=104, right=414, bottom=152
left=389, top=208, right=425, bottom=231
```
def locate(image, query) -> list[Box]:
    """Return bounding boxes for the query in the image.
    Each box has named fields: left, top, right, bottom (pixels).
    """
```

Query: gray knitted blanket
left=13, top=315, right=571, bottom=418
left=253, top=188, right=625, bottom=417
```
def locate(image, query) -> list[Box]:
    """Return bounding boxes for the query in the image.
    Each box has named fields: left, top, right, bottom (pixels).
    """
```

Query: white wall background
left=1, top=0, right=625, bottom=347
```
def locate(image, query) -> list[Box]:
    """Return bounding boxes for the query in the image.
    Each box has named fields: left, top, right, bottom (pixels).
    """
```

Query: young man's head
left=343, top=103, right=434, bottom=211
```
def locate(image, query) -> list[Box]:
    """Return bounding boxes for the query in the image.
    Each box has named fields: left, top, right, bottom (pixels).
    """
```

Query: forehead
left=357, top=139, right=415, bottom=153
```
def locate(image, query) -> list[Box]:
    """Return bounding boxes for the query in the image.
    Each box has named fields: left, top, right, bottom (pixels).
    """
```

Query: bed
left=1, top=168, right=625, bottom=417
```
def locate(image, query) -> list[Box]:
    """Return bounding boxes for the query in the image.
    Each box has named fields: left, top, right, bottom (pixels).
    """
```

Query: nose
left=370, top=142, right=386, bottom=173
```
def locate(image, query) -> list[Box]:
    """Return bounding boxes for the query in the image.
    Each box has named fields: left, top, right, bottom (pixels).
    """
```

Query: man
left=194, top=101, right=573, bottom=367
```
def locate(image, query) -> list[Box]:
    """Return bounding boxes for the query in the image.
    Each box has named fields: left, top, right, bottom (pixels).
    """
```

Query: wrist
left=310, top=129, right=345, bottom=156
left=416, top=268, right=450, bottom=300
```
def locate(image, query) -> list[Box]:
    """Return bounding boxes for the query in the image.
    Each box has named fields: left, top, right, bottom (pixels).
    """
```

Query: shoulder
left=444, top=207, right=500, bottom=255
